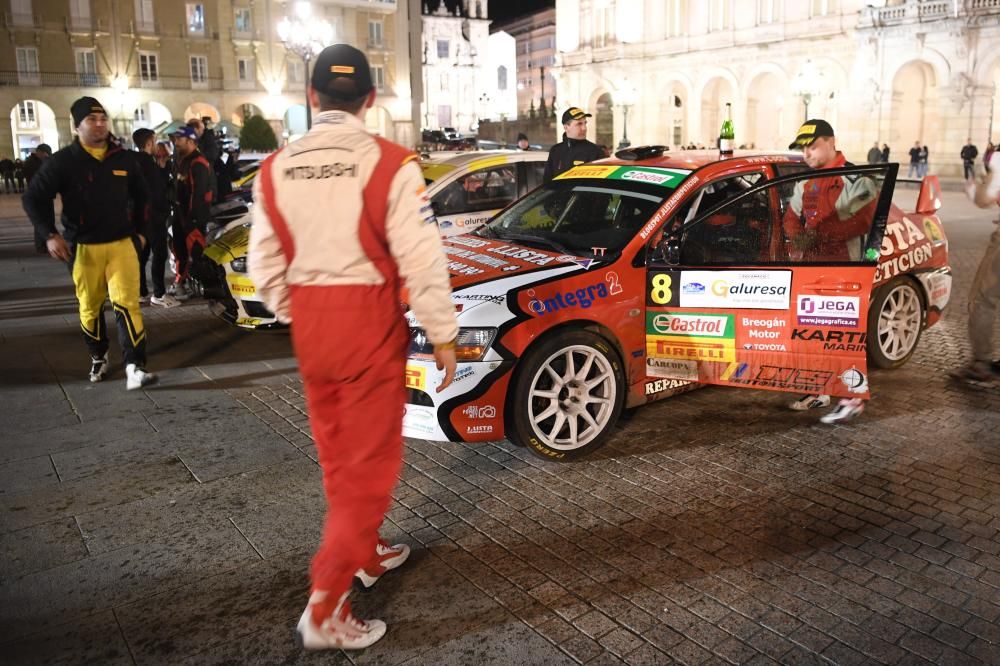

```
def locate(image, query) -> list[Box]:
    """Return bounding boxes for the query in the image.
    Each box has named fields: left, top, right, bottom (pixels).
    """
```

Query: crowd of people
left=22, top=97, right=244, bottom=391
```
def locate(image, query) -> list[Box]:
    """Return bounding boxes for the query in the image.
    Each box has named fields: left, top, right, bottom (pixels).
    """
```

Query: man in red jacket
left=784, top=119, right=877, bottom=423
left=169, top=125, right=213, bottom=300
left=783, top=119, right=877, bottom=263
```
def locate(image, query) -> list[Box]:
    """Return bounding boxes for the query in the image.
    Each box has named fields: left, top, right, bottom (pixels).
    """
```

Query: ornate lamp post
left=277, top=1, right=333, bottom=130
left=791, top=59, right=826, bottom=123
left=617, top=78, right=637, bottom=150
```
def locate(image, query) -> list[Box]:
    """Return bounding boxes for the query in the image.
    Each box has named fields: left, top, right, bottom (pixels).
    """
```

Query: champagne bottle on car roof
left=719, top=103, right=734, bottom=157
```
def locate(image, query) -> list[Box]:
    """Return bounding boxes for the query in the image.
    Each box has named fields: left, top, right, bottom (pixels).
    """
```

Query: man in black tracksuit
left=133, top=128, right=176, bottom=307
left=169, top=125, right=214, bottom=298
left=23, top=96, right=155, bottom=389
left=543, top=106, right=605, bottom=182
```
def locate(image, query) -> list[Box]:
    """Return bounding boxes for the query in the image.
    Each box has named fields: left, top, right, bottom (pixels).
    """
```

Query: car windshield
left=477, top=178, right=670, bottom=258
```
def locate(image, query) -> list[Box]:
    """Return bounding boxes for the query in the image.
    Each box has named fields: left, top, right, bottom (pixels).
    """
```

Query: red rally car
left=403, top=147, right=951, bottom=460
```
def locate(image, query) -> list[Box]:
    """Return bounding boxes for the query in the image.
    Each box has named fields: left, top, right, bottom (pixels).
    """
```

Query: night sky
left=490, top=0, right=554, bottom=24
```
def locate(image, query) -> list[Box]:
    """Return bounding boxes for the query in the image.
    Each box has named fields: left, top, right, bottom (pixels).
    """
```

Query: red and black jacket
left=176, top=148, right=214, bottom=232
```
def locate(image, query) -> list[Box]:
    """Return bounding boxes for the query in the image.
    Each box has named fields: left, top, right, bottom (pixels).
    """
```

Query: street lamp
left=791, top=59, right=826, bottom=122
left=617, top=78, right=637, bottom=150
left=277, top=1, right=333, bottom=130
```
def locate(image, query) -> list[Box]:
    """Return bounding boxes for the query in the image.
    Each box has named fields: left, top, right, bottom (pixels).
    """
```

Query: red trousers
left=290, top=283, right=408, bottom=597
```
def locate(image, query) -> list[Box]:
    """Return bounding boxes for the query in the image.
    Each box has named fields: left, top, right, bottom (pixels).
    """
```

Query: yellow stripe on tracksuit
left=72, top=238, right=145, bottom=349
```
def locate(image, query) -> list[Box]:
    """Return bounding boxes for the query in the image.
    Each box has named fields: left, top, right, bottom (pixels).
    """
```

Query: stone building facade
left=0, top=0, right=414, bottom=158
left=553, top=0, right=1000, bottom=177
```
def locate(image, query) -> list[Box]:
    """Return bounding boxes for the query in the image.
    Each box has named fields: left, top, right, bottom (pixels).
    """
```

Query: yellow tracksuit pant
left=71, top=237, right=147, bottom=366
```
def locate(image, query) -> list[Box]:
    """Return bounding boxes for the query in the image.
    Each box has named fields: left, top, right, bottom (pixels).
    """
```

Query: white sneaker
left=820, top=398, right=865, bottom=425
left=788, top=394, right=831, bottom=411
left=297, top=591, right=386, bottom=650
left=125, top=363, right=157, bottom=390
left=139, top=294, right=150, bottom=304
left=355, top=540, right=410, bottom=588
left=150, top=294, right=181, bottom=308
left=89, top=352, right=109, bottom=383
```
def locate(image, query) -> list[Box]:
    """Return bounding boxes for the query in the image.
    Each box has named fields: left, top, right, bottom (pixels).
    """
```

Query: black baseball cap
left=789, top=119, right=835, bottom=149
left=561, top=107, right=592, bottom=125
left=311, top=44, right=373, bottom=101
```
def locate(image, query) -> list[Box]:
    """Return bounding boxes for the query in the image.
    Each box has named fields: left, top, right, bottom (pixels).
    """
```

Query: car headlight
left=230, top=257, right=247, bottom=273
left=409, top=327, right=496, bottom=361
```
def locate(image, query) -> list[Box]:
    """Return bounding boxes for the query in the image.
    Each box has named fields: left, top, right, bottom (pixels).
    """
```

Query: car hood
left=442, top=235, right=596, bottom=292
left=204, top=222, right=250, bottom=265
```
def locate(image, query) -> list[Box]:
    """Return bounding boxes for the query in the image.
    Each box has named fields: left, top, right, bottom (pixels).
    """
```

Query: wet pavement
left=1, top=189, right=998, bottom=665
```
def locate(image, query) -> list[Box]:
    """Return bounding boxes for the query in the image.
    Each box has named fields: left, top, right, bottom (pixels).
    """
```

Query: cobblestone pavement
left=1, top=190, right=998, bottom=665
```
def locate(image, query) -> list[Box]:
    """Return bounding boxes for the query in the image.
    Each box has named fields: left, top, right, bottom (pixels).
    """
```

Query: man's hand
left=46, top=234, right=70, bottom=262
left=137, top=233, right=147, bottom=250
left=434, top=345, right=457, bottom=393
left=792, top=229, right=819, bottom=251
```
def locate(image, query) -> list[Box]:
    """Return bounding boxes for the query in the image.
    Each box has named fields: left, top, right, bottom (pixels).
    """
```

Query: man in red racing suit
left=783, top=119, right=878, bottom=423
left=248, top=44, right=458, bottom=651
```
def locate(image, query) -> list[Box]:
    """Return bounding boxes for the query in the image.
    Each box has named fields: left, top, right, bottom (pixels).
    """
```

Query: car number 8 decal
left=649, top=273, right=672, bottom=304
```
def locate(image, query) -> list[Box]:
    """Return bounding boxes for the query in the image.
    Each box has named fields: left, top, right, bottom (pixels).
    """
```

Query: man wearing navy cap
left=543, top=105, right=604, bottom=181
left=248, top=44, right=458, bottom=650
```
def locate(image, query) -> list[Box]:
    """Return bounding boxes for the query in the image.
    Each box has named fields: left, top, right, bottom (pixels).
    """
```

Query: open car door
left=644, top=163, right=897, bottom=400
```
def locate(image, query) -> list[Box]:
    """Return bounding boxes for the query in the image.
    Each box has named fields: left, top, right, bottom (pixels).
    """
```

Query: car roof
left=419, top=149, right=547, bottom=167
left=599, top=149, right=807, bottom=171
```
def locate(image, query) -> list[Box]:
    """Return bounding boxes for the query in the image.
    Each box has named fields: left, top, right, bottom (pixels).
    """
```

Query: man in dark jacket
left=133, top=128, right=178, bottom=308
left=543, top=106, right=604, bottom=182
left=0, top=155, right=14, bottom=193
left=23, top=96, right=155, bottom=389
left=961, top=139, right=979, bottom=180
left=170, top=125, right=214, bottom=299
left=24, top=143, right=52, bottom=252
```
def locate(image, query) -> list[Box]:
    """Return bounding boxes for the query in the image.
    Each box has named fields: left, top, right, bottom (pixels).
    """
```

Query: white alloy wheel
left=869, top=278, right=924, bottom=368
left=527, top=344, right=618, bottom=451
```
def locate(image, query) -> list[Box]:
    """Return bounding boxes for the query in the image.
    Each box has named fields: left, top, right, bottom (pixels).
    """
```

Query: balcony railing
left=859, top=0, right=987, bottom=27
left=0, top=70, right=228, bottom=91
left=331, top=0, right=396, bottom=12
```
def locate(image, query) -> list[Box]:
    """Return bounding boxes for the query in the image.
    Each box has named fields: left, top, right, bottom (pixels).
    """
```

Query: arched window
left=498, top=65, right=507, bottom=91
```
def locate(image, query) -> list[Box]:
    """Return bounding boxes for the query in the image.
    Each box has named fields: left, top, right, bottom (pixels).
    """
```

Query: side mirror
left=651, top=235, right=681, bottom=265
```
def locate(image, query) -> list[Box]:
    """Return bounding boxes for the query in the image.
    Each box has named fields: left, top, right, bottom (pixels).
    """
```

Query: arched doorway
left=888, top=61, right=939, bottom=149
left=284, top=104, right=307, bottom=140
left=594, top=93, right=613, bottom=151
left=182, top=102, right=220, bottom=124
left=700, top=77, right=737, bottom=147
left=746, top=71, right=785, bottom=150
left=660, top=83, right=687, bottom=149
left=133, top=101, right=172, bottom=132
left=9, top=100, right=58, bottom=158
left=232, top=103, right=264, bottom=127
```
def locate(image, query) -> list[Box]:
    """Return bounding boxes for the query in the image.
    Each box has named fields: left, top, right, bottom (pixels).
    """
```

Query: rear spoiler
left=915, top=175, right=941, bottom=214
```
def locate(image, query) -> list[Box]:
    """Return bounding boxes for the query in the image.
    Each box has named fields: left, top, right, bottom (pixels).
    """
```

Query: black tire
left=507, top=330, right=625, bottom=461
left=867, top=276, right=925, bottom=369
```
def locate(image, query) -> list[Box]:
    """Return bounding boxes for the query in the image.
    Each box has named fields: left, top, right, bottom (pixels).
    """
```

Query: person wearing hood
left=542, top=106, right=604, bottom=181
left=22, top=96, right=155, bottom=390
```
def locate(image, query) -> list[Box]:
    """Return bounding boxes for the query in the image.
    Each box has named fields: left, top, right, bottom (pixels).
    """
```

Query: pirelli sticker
left=554, top=165, right=689, bottom=188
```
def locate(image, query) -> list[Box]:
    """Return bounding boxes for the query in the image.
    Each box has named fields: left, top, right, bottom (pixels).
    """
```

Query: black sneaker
left=89, top=353, right=109, bottom=383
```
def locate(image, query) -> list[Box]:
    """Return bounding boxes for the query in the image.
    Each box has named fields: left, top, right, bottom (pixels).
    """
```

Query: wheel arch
left=503, top=318, right=627, bottom=426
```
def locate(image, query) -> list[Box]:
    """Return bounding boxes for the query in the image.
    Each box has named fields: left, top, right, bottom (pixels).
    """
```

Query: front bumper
left=402, top=358, right=510, bottom=442
left=192, top=255, right=283, bottom=330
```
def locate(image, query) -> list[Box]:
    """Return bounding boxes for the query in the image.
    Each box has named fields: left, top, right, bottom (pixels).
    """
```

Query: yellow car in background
left=194, top=150, right=548, bottom=329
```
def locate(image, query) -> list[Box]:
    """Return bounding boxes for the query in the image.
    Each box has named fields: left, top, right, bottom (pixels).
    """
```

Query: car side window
left=433, top=166, right=518, bottom=216
left=680, top=173, right=771, bottom=265
left=778, top=168, right=884, bottom=263
left=525, top=161, right=546, bottom=191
